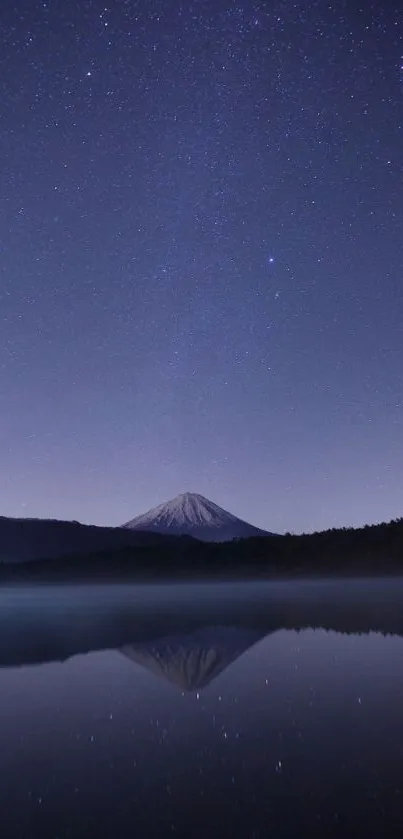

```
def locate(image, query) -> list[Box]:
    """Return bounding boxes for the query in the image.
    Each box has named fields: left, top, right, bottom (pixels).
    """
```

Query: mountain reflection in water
left=2, top=579, right=403, bottom=839
left=1, top=578, right=403, bottom=672
left=122, top=626, right=265, bottom=691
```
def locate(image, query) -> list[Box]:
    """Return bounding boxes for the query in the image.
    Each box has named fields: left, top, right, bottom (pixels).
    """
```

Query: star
left=0, top=0, right=401, bottom=536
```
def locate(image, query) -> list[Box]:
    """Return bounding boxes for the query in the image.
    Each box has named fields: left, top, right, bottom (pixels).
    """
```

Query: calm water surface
left=1, top=578, right=403, bottom=838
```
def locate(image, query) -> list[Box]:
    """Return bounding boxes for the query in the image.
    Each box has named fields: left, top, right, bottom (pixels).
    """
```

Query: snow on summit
left=123, top=492, right=270, bottom=543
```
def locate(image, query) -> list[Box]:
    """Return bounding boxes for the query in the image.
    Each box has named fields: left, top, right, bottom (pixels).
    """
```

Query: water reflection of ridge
left=1, top=581, right=403, bottom=670
left=121, top=626, right=267, bottom=690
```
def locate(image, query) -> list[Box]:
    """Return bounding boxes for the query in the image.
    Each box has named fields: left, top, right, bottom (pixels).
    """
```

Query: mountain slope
left=123, top=491, right=270, bottom=542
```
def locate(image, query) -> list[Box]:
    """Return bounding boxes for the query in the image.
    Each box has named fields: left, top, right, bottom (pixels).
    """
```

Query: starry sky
left=1, top=0, right=403, bottom=533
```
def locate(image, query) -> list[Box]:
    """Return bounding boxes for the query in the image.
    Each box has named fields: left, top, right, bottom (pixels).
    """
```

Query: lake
left=1, top=578, right=403, bottom=837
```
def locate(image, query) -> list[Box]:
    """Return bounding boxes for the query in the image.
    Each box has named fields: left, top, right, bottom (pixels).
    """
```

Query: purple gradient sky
left=1, top=0, right=403, bottom=533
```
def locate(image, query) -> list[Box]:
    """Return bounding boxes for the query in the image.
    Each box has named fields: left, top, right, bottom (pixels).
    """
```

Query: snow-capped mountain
left=123, top=491, right=270, bottom=542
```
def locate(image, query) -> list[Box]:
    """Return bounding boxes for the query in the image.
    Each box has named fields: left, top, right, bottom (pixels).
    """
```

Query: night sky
left=1, top=0, right=402, bottom=533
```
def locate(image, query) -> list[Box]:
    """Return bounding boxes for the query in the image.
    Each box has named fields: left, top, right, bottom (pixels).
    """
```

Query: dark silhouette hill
left=0, top=515, right=193, bottom=564
left=1, top=508, right=403, bottom=579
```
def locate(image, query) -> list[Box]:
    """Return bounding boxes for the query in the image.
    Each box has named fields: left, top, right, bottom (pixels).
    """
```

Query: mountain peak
left=123, top=492, right=271, bottom=543
left=175, top=491, right=209, bottom=504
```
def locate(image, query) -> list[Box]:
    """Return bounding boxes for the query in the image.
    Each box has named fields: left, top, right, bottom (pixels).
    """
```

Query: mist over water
left=2, top=578, right=403, bottom=838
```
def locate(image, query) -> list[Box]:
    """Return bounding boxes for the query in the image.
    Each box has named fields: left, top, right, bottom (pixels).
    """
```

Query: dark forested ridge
left=1, top=515, right=403, bottom=581
left=0, top=514, right=193, bottom=564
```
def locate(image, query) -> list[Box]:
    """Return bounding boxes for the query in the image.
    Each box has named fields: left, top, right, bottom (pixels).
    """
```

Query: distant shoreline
left=1, top=562, right=402, bottom=586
